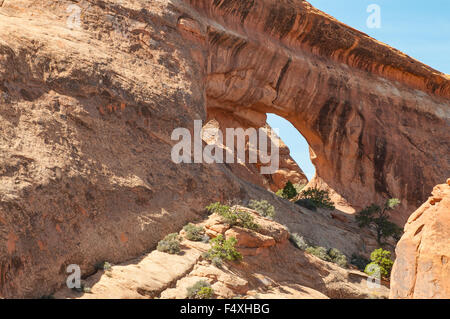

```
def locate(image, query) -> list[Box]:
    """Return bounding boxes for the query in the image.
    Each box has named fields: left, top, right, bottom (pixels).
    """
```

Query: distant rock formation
left=205, top=108, right=308, bottom=192
left=390, top=179, right=450, bottom=299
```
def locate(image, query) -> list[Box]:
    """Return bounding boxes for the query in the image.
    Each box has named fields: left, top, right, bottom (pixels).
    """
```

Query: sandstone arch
left=183, top=0, right=450, bottom=223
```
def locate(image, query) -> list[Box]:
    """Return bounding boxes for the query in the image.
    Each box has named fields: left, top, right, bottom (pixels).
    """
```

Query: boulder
left=390, top=179, right=450, bottom=298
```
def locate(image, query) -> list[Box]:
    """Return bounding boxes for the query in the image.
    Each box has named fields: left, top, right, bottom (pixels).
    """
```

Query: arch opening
left=266, top=113, right=315, bottom=182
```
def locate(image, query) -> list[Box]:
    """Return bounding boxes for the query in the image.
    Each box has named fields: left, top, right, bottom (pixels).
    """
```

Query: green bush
left=237, top=210, right=259, bottom=230
left=298, top=188, right=335, bottom=210
left=96, top=261, right=112, bottom=271
left=206, top=202, right=258, bottom=230
left=83, top=286, right=92, bottom=294
left=275, top=189, right=284, bottom=198
left=356, top=199, right=402, bottom=245
left=186, top=280, right=214, bottom=299
left=183, top=223, right=205, bottom=241
left=306, top=246, right=331, bottom=261
left=350, top=254, right=370, bottom=272
left=72, top=283, right=91, bottom=294
left=327, top=248, right=347, bottom=268
left=289, top=233, right=309, bottom=250
left=204, top=235, right=242, bottom=262
left=157, top=233, right=181, bottom=254
left=281, top=181, right=298, bottom=199
left=206, top=202, right=230, bottom=216
left=305, top=246, right=347, bottom=268
left=248, top=199, right=275, bottom=219
left=295, top=198, right=317, bottom=211
left=364, top=248, right=394, bottom=279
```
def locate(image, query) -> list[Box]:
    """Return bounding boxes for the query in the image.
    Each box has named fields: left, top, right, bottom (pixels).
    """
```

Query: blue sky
left=268, top=0, right=450, bottom=180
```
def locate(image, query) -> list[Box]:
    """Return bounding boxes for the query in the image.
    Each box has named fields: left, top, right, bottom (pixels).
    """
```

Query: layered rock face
left=0, top=0, right=448, bottom=298
left=390, top=180, right=450, bottom=299
left=0, top=0, right=245, bottom=297
left=188, top=0, right=450, bottom=224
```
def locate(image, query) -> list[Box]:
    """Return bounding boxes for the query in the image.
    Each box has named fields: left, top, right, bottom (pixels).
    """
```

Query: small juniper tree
left=356, top=198, right=402, bottom=245
left=298, top=187, right=335, bottom=210
left=364, top=248, right=394, bottom=279
left=203, top=235, right=242, bottom=262
left=281, top=181, right=298, bottom=200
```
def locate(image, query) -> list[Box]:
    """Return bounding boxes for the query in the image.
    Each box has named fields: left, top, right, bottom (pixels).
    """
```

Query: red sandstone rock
left=55, top=207, right=389, bottom=299
left=190, top=0, right=450, bottom=224
left=390, top=179, right=450, bottom=299
left=0, top=0, right=448, bottom=298
left=225, top=227, right=276, bottom=249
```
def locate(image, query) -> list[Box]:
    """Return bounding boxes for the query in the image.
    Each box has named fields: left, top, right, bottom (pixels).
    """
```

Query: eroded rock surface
left=190, top=0, right=450, bottom=223
left=0, top=0, right=448, bottom=298
left=390, top=179, right=450, bottom=299
left=55, top=207, right=389, bottom=299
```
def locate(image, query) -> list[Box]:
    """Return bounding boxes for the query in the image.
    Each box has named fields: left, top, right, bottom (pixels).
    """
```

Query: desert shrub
left=364, top=248, right=394, bottom=279
left=206, top=202, right=258, bottom=230
left=289, top=233, right=309, bottom=250
left=237, top=210, right=259, bottom=230
left=211, top=256, right=223, bottom=268
left=327, top=248, right=347, bottom=268
left=204, top=235, right=242, bottom=262
left=350, top=254, right=370, bottom=272
left=295, top=198, right=317, bottom=211
left=183, top=223, right=205, bottom=241
left=157, top=233, right=181, bottom=254
left=306, top=246, right=331, bottom=262
left=356, top=199, right=403, bottom=245
left=83, top=286, right=92, bottom=294
left=248, top=199, right=275, bottom=219
left=206, top=202, right=230, bottom=216
left=298, top=188, right=335, bottom=210
left=305, top=246, right=347, bottom=268
left=72, top=283, right=91, bottom=293
left=281, top=181, right=298, bottom=199
left=186, top=280, right=214, bottom=299
left=196, top=287, right=214, bottom=299
left=294, top=183, right=306, bottom=194
left=96, top=261, right=112, bottom=271
left=275, top=189, right=284, bottom=198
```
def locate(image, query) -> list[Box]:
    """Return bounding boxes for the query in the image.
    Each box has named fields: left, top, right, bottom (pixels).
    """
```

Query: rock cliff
left=390, top=179, right=450, bottom=299
left=0, top=0, right=448, bottom=298
left=189, top=0, right=450, bottom=223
